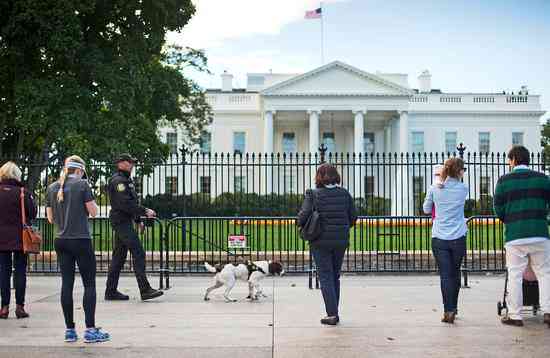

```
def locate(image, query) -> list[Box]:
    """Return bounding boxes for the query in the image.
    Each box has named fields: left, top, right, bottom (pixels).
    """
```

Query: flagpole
left=320, top=2, right=324, bottom=65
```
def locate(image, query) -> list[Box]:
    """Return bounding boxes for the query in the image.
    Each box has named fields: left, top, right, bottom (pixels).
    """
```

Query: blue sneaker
left=64, top=328, right=78, bottom=343
left=84, top=327, right=110, bottom=343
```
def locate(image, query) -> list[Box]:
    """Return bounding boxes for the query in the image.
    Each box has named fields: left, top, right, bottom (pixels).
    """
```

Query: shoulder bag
left=299, top=189, right=322, bottom=242
left=20, top=187, right=41, bottom=254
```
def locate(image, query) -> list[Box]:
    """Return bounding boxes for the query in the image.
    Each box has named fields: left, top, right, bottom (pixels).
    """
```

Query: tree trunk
left=25, top=142, right=51, bottom=193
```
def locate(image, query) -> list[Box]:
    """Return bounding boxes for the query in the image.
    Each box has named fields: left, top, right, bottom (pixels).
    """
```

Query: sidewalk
left=0, top=274, right=548, bottom=358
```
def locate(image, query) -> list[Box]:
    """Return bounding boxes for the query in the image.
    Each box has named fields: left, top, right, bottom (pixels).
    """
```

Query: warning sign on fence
left=228, top=235, right=247, bottom=249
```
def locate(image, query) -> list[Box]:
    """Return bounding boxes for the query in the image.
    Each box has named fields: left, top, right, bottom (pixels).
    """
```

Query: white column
left=263, top=110, right=275, bottom=194
left=396, top=111, right=410, bottom=215
left=308, top=110, right=320, bottom=154
left=399, top=111, right=409, bottom=153
left=353, top=110, right=365, bottom=154
left=353, top=110, right=366, bottom=198
left=385, top=121, right=393, bottom=153
left=263, top=110, right=274, bottom=153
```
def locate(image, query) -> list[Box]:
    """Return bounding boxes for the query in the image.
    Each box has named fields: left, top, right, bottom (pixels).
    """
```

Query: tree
left=0, top=0, right=212, bottom=188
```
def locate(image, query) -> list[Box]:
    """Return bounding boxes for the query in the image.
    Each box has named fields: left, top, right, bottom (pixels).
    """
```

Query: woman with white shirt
left=423, top=157, right=468, bottom=324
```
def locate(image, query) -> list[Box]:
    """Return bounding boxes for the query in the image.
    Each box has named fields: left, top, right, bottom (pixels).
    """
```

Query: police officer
left=105, top=154, right=163, bottom=301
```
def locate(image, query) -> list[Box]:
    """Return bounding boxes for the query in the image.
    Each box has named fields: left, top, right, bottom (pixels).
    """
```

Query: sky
left=167, top=0, right=550, bottom=122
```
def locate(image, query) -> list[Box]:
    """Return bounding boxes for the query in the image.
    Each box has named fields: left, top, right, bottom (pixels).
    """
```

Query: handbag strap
left=20, top=187, right=27, bottom=226
left=311, top=189, right=318, bottom=212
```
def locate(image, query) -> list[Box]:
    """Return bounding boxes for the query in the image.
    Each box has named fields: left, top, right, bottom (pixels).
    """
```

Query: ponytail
left=437, top=157, right=465, bottom=188
left=57, top=155, right=86, bottom=203
left=57, top=167, right=69, bottom=202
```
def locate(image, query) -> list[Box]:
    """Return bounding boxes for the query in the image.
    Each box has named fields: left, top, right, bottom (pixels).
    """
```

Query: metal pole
left=320, top=2, right=324, bottom=65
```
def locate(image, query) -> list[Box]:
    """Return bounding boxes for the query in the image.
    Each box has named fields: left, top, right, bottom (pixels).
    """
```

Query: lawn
left=36, top=217, right=506, bottom=253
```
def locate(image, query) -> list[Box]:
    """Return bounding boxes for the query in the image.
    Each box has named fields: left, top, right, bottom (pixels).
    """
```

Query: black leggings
left=54, top=239, right=96, bottom=329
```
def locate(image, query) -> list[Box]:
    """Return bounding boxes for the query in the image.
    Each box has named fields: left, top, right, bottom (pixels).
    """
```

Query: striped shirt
left=493, top=165, right=550, bottom=246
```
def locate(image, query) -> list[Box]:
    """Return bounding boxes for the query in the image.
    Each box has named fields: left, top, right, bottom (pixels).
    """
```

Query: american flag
left=305, top=7, right=322, bottom=19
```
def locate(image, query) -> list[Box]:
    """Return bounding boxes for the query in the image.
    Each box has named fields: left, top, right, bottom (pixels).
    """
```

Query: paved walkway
left=0, top=274, right=549, bottom=357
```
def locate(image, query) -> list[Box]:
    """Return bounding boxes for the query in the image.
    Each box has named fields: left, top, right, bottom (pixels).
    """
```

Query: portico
left=261, top=61, right=412, bottom=155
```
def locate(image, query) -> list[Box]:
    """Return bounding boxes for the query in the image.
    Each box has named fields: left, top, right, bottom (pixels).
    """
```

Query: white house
left=151, top=61, right=545, bottom=214
left=161, top=60, right=544, bottom=156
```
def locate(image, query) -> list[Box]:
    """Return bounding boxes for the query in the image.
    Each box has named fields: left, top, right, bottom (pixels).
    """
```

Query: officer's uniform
left=105, top=155, right=154, bottom=297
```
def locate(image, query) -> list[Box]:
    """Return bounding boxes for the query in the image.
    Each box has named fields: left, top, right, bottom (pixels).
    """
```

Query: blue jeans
left=311, top=247, right=347, bottom=317
left=0, top=251, right=27, bottom=307
left=432, top=237, right=466, bottom=312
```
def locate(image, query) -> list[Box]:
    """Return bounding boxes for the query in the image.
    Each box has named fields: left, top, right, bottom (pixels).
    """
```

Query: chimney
left=418, top=70, right=432, bottom=93
left=221, top=70, right=233, bottom=92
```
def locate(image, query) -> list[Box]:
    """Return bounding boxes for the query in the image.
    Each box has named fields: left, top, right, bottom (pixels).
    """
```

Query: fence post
left=457, top=143, right=471, bottom=288
left=158, top=219, right=164, bottom=290
left=307, top=144, right=328, bottom=289
left=180, top=145, right=188, bottom=217
left=319, top=143, right=327, bottom=164
left=180, top=145, right=188, bottom=253
left=457, top=143, right=466, bottom=159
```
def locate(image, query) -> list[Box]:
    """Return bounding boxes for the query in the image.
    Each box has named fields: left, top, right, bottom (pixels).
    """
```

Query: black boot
left=105, top=290, right=130, bottom=301
left=320, top=316, right=339, bottom=325
left=140, top=287, right=164, bottom=301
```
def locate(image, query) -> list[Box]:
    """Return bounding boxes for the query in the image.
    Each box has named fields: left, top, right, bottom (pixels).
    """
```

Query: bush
left=354, top=197, right=392, bottom=216
left=143, top=192, right=307, bottom=218
left=464, top=196, right=494, bottom=217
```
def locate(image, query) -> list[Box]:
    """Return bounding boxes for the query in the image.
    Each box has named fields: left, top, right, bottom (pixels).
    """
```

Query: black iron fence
left=2, top=148, right=544, bottom=280
left=3, top=147, right=547, bottom=219
left=139, top=147, right=547, bottom=218
left=26, top=215, right=505, bottom=284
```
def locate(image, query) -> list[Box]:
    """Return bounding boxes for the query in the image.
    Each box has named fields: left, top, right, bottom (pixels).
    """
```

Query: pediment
left=262, top=61, right=412, bottom=97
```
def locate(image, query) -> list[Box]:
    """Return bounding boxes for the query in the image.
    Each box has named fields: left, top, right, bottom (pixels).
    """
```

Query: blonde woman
left=423, top=158, right=468, bottom=324
left=0, top=162, right=37, bottom=319
left=46, top=156, right=110, bottom=343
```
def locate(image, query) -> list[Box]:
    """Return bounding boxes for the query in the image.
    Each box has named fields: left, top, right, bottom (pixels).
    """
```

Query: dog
left=203, top=260, right=284, bottom=302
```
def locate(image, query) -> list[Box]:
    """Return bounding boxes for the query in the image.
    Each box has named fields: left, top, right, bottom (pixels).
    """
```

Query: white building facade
left=152, top=61, right=545, bottom=215
left=163, top=61, right=543, bottom=156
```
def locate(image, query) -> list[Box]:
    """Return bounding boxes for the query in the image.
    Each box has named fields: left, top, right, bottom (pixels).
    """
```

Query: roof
left=261, top=61, right=413, bottom=97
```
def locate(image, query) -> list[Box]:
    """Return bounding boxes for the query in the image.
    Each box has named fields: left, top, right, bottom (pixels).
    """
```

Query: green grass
left=36, top=218, right=507, bottom=253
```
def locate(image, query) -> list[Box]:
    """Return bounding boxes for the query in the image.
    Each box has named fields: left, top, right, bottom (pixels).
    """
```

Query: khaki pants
left=506, top=240, right=550, bottom=319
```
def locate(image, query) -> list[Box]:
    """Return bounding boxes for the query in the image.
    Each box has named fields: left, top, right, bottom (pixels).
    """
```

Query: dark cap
left=114, top=154, right=137, bottom=164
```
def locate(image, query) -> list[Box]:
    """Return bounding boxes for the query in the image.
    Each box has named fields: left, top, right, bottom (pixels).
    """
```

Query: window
left=234, top=176, right=246, bottom=192
left=200, top=176, right=211, bottom=194
left=364, top=176, right=375, bottom=196
left=445, top=131, right=457, bottom=153
left=480, top=176, right=490, bottom=197
left=282, top=132, right=297, bottom=153
left=165, top=176, right=178, bottom=195
left=364, top=132, right=375, bottom=153
left=512, top=132, right=524, bottom=146
left=411, top=132, right=424, bottom=153
left=480, top=176, right=492, bottom=214
left=199, top=132, right=211, bottom=154
left=479, top=132, right=490, bottom=153
left=233, top=132, right=246, bottom=154
left=413, top=176, right=424, bottom=215
left=166, top=132, right=178, bottom=155
left=322, top=132, right=336, bottom=153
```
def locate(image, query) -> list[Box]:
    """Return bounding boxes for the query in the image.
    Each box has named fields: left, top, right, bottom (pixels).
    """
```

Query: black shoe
left=140, top=288, right=164, bottom=301
left=320, top=316, right=339, bottom=325
left=501, top=317, right=524, bottom=327
left=105, top=291, right=130, bottom=301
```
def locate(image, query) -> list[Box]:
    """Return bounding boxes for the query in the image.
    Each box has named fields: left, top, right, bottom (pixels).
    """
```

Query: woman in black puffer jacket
left=298, top=164, right=357, bottom=325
